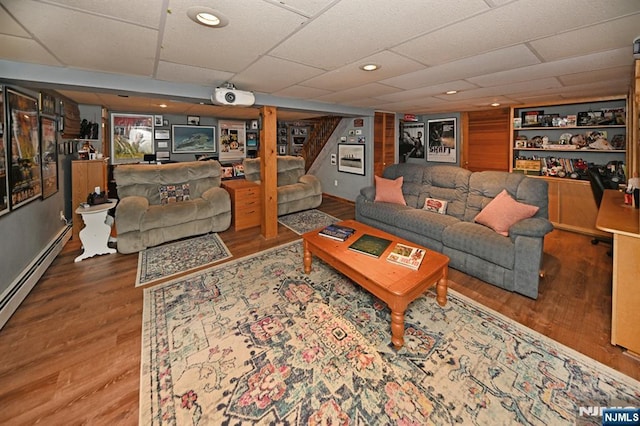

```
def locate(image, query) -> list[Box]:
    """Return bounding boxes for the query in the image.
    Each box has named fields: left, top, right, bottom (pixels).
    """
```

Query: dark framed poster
left=400, top=122, right=425, bottom=160
left=7, top=88, right=41, bottom=209
left=40, top=116, right=58, bottom=198
left=0, top=85, right=8, bottom=216
left=427, top=118, right=457, bottom=163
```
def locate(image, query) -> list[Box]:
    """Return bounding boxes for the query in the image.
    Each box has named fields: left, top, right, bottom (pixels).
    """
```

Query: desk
left=74, top=200, right=117, bottom=262
left=596, top=190, right=640, bottom=357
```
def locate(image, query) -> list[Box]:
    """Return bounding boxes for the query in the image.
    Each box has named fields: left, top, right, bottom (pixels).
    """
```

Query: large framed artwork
left=0, top=85, right=8, bottom=216
left=337, top=143, right=365, bottom=175
left=400, top=122, right=425, bottom=160
left=40, top=116, right=58, bottom=198
left=427, top=118, right=457, bottom=163
left=111, top=113, right=154, bottom=164
left=7, top=88, right=41, bottom=209
left=218, top=120, right=246, bottom=162
left=171, top=125, right=216, bottom=153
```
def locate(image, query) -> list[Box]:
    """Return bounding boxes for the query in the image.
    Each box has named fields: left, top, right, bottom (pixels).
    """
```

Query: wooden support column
left=259, top=106, right=278, bottom=239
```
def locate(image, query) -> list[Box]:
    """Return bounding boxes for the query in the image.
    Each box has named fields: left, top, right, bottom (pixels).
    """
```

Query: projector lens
left=225, top=92, right=236, bottom=103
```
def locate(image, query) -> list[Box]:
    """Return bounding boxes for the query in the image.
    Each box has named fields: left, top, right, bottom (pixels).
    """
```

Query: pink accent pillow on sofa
left=474, top=189, right=538, bottom=236
left=374, top=176, right=406, bottom=205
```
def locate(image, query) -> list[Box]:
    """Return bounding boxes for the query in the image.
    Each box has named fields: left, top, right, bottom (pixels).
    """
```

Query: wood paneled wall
left=462, top=108, right=510, bottom=172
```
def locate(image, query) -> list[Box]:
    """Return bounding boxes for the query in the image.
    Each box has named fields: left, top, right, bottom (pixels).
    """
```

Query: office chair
left=587, top=166, right=615, bottom=255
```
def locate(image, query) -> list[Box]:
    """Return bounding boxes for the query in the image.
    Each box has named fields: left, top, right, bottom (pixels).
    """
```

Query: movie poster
left=400, top=122, right=425, bottom=161
left=427, top=118, right=457, bottom=163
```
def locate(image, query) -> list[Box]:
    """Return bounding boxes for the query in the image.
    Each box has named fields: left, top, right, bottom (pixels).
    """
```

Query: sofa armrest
left=359, top=186, right=376, bottom=201
left=509, top=217, right=554, bottom=240
left=299, top=174, right=321, bottom=194
left=202, top=186, right=231, bottom=206
left=115, top=196, right=149, bottom=233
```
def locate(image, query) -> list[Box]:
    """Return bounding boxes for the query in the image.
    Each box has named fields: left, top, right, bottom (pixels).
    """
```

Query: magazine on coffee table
left=386, top=243, right=425, bottom=270
left=348, top=234, right=392, bottom=258
left=318, top=224, right=356, bottom=241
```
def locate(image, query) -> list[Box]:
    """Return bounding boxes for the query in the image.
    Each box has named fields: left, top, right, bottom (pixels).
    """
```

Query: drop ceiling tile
left=156, top=62, right=234, bottom=87
left=0, top=35, right=62, bottom=66
left=558, top=66, right=633, bottom=87
left=0, top=7, right=29, bottom=36
left=160, top=0, right=306, bottom=73
left=392, top=0, right=640, bottom=66
left=270, top=0, right=488, bottom=69
left=468, top=47, right=631, bottom=87
left=3, top=0, right=158, bottom=75
left=435, top=78, right=562, bottom=101
left=263, top=0, right=337, bottom=17
left=272, top=85, right=332, bottom=99
left=529, top=14, right=640, bottom=62
left=44, top=0, right=163, bottom=27
left=300, top=50, right=425, bottom=91
left=232, top=55, right=324, bottom=93
left=375, top=81, right=479, bottom=103
left=313, top=83, right=400, bottom=103
left=382, top=45, right=540, bottom=90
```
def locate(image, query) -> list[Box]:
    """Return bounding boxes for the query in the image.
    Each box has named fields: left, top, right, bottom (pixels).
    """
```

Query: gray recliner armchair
left=243, top=156, right=322, bottom=216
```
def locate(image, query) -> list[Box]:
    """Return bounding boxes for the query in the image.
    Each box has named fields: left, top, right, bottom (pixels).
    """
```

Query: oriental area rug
left=135, top=233, right=232, bottom=287
left=277, top=209, right=339, bottom=235
left=140, top=241, right=640, bottom=425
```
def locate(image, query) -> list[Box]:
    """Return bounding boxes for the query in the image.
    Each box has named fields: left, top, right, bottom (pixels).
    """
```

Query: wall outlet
left=334, top=180, right=338, bottom=187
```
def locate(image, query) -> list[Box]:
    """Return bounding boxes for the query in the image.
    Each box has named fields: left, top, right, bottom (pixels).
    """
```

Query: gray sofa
left=355, top=163, right=554, bottom=299
left=113, top=160, right=231, bottom=254
left=243, top=156, right=322, bottom=216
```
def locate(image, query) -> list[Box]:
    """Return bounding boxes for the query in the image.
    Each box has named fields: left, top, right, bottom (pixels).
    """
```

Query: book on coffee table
left=348, top=233, right=392, bottom=258
left=318, top=224, right=356, bottom=241
left=386, top=243, right=425, bottom=270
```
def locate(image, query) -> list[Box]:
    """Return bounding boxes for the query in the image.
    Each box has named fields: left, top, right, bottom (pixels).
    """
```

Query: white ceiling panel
left=44, top=0, right=163, bottom=28
left=382, top=45, right=540, bottom=90
left=529, top=14, right=640, bottom=62
left=299, top=50, right=425, bottom=91
left=2, top=0, right=637, bottom=116
left=232, top=55, right=324, bottom=92
left=468, top=47, right=632, bottom=88
left=392, top=0, right=640, bottom=66
left=160, top=0, right=306, bottom=73
left=269, top=0, right=489, bottom=70
left=155, top=61, right=235, bottom=87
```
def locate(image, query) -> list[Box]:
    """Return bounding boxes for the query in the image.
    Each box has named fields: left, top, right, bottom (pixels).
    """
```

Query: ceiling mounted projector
left=211, top=85, right=255, bottom=106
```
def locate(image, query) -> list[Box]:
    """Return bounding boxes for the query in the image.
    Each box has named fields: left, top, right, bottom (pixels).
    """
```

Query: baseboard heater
left=0, top=225, right=72, bottom=330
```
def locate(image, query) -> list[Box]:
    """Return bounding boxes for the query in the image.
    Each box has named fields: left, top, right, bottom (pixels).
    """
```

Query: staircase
left=301, top=116, right=342, bottom=171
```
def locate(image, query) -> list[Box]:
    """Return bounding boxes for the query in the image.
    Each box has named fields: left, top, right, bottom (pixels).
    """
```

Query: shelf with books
left=510, top=96, right=627, bottom=180
left=386, top=243, right=425, bottom=270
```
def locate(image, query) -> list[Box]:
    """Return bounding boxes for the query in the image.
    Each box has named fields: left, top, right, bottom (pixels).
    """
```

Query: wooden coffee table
left=302, top=219, right=448, bottom=349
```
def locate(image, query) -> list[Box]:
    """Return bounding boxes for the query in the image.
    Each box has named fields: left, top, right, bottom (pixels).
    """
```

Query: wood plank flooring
left=0, top=195, right=638, bottom=424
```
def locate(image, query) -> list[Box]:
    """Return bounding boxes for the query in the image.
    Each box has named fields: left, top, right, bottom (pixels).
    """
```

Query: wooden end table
left=302, top=219, right=448, bottom=350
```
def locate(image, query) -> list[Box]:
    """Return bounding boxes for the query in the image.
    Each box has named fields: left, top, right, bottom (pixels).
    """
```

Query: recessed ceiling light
left=159, top=104, right=167, bottom=108
left=360, top=64, right=380, bottom=71
left=187, top=6, right=228, bottom=28
left=445, top=90, right=458, bottom=95
left=490, top=102, right=501, bottom=107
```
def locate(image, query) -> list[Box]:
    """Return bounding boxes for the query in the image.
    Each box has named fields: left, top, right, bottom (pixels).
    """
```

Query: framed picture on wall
left=171, top=125, right=216, bottom=153
left=337, top=143, right=365, bottom=175
left=7, top=88, right=41, bottom=209
left=218, top=120, right=246, bottom=162
left=40, top=116, right=59, bottom=198
left=427, top=118, right=456, bottom=163
left=0, top=85, right=8, bottom=216
left=111, top=113, right=154, bottom=164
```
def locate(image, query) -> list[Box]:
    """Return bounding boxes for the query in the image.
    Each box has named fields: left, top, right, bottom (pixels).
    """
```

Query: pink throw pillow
left=374, top=176, right=406, bottom=205
left=474, top=189, right=538, bottom=236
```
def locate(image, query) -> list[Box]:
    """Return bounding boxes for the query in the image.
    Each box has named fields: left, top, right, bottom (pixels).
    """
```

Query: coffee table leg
left=436, top=270, right=448, bottom=307
left=303, top=240, right=312, bottom=274
left=390, top=310, right=406, bottom=350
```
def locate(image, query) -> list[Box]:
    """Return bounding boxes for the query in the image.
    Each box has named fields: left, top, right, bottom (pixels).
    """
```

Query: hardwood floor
left=1, top=195, right=638, bottom=424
